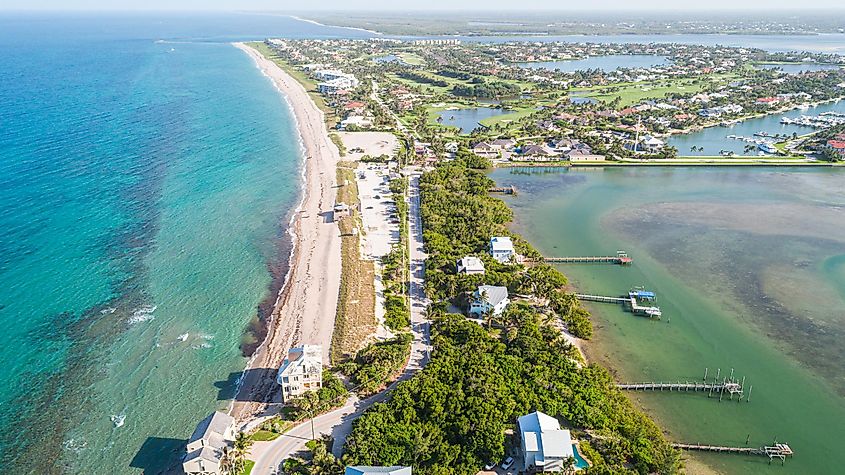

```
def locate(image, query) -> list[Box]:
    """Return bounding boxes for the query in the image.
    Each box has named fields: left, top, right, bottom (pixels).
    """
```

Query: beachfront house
left=469, top=285, right=509, bottom=318
left=490, top=236, right=515, bottom=263
left=518, top=411, right=575, bottom=472
left=457, top=256, right=485, bottom=275
left=183, top=411, right=236, bottom=475
left=276, top=344, right=323, bottom=402
left=345, top=467, right=412, bottom=475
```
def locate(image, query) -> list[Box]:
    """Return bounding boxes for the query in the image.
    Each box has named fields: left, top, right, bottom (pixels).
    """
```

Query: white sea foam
left=100, top=307, right=116, bottom=315
left=62, top=438, right=88, bottom=452
left=128, top=305, right=157, bottom=324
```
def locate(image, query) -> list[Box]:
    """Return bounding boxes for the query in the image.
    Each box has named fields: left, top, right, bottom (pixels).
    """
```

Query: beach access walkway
left=249, top=172, right=431, bottom=473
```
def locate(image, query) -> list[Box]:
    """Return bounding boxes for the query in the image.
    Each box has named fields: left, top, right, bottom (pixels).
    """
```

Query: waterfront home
left=276, top=344, right=323, bottom=402
left=517, top=144, right=559, bottom=161
left=825, top=139, right=845, bottom=159
left=567, top=150, right=606, bottom=162
left=489, top=236, right=515, bottom=263
left=518, top=411, right=575, bottom=472
left=345, top=467, right=412, bottom=475
left=469, top=285, right=510, bottom=318
left=183, top=411, right=236, bottom=475
left=639, top=136, right=665, bottom=152
left=472, top=141, right=499, bottom=158
left=457, top=256, right=485, bottom=275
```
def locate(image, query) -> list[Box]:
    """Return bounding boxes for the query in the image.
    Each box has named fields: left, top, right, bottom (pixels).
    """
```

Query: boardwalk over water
left=673, top=443, right=793, bottom=464
left=541, top=250, right=632, bottom=265
left=576, top=293, right=662, bottom=318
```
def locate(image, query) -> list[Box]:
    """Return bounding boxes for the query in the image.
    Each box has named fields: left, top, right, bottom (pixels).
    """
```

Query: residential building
left=472, top=141, right=499, bottom=158
left=276, top=344, right=323, bottom=402
left=345, top=467, right=412, bottom=475
left=490, top=236, right=515, bottom=263
left=469, top=285, right=510, bottom=318
left=567, top=150, right=606, bottom=162
left=183, top=411, right=236, bottom=475
left=518, top=411, right=575, bottom=472
left=457, top=256, right=485, bottom=275
left=639, top=136, right=664, bottom=152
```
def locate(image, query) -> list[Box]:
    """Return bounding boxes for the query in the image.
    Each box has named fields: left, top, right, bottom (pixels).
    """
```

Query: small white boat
left=111, top=414, right=126, bottom=428
left=177, top=333, right=189, bottom=342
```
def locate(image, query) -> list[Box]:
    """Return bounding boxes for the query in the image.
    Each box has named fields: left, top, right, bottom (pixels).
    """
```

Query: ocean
left=2, top=11, right=843, bottom=474
left=0, top=12, right=366, bottom=474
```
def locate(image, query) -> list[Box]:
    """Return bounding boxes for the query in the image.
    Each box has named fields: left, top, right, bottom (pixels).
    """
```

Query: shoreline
left=230, top=42, right=342, bottom=423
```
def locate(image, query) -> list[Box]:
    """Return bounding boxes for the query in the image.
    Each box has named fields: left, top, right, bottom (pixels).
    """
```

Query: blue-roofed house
left=345, top=467, right=412, bottom=475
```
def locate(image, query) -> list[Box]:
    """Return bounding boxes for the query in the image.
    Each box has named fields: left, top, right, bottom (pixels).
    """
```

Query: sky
left=2, top=1, right=844, bottom=11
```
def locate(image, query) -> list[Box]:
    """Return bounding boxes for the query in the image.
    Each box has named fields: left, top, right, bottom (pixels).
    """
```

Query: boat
left=177, top=333, right=189, bottom=342
left=758, top=143, right=778, bottom=154
left=110, top=414, right=126, bottom=428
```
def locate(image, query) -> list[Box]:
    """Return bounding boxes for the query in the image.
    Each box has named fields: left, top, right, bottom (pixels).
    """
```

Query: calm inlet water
left=668, top=99, right=845, bottom=156
left=436, top=107, right=511, bottom=133
left=518, top=54, right=671, bottom=72
left=492, top=166, right=845, bottom=474
left=755, top=62, right=843, bottom=74
left=0, top=13, right=366, bottom=474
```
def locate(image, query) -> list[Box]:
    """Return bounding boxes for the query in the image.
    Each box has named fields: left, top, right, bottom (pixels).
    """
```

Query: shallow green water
left=491, top=166, right=845, bottom=474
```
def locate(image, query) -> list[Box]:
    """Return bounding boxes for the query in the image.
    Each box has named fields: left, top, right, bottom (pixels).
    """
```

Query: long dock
left=542, top=250, right=632, bottom=265
left=673, top=443, right=793, bottom=464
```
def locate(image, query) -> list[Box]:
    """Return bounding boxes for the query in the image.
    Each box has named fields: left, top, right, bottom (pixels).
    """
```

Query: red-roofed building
left=756, top=97, right=781, bottom=105
left=826, top=139, right=845, bottom=159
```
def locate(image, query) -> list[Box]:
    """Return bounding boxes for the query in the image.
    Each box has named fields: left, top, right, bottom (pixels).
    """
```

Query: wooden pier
left=575, top=293, right=662, bottom=318
left=673, top=442, right=793, bottom=464
left=542, top=250, right=632, bottom=265
left=618, top=368, right=751, bottom=402
left=488, top=185, right=517, bottom=195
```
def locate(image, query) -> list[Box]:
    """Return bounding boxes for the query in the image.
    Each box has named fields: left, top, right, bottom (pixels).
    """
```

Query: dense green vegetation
left=452, top=80, right=521, bottom=98
left=339, top=333, right=412, bottom=396
left=342, top=159, right=680, bottom=474
left=287, top=371, right=349, bottom=420
left=381, top=177, right=411, bottom=331
left=398, top=71, right=449, bottom=88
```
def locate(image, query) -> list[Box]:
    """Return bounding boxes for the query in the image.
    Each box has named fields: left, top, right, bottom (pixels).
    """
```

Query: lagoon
left=493, top=166, right=845, bottom=474
left=517, top=54, right=671, bottom=72
left=755, top=62, right=843, bottom=75
left=435, top=107, right=510, bottom=133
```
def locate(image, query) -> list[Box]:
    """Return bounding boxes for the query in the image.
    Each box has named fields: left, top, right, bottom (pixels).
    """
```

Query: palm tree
left=561, top=455, right=577, bottom=474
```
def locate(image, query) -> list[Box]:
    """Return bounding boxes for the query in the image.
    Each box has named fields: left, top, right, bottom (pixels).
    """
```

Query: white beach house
left=345, top=466, right=412, bottom=475
left=490, top=236, right=515, bottom=263
left=457, top=256, right=485, bottom=275
left=469, top=285, right=510, bottom=318
left=276, top=344, right=323, bottom=402
left=518, top=411, right=575, bottom=473
left=183, top=411, right=236, bottom=475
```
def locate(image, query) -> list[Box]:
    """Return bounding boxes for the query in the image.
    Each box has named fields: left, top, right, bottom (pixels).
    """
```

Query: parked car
left=500, top=457, right=514, bottom=470
left=483, top=461, right=496, bottom=470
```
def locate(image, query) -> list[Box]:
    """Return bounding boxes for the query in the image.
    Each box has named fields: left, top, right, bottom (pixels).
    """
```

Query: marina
left=668, top=99, right=845, bottom=156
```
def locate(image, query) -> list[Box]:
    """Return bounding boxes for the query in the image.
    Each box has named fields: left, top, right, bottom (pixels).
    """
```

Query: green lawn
left=572, top=74, right=738, bottom=107
left=238, top=460, right=255, bottom=475
left=250, top=430, right=282, bottom=442
left=399, top=52, right=425, bottom=66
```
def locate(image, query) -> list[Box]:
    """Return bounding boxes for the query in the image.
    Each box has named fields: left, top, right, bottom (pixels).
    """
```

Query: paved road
left=250, top=173, right=431, bottom=474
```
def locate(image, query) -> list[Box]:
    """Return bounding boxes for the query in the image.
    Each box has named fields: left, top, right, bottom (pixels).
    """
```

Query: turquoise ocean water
left=0, top=13, right=365, bottom=474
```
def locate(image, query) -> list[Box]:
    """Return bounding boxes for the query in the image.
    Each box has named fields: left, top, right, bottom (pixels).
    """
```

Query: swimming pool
left=572, top=444, right=590, bottom=470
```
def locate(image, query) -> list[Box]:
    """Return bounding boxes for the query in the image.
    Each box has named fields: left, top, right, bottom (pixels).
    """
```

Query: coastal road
left=249, top=172, right=431, bottom=473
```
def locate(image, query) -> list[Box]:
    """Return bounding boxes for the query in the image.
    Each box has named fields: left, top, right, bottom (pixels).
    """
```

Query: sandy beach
left=230, top=42, right=342, bottom=422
